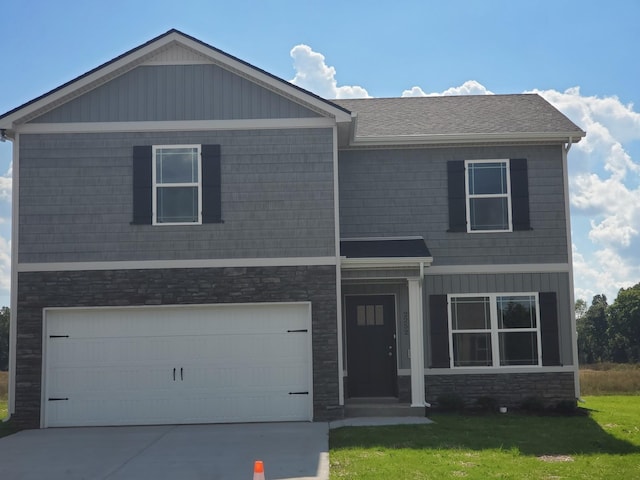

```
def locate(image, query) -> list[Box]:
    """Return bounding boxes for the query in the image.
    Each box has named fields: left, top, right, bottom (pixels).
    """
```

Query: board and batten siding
left=423, top=271, right=574, bottom=367
left=338, top=145, right=569, bottom=266
left=29, top=64, right=322, bottom=123
left=18, top=128, right=335, bottom=263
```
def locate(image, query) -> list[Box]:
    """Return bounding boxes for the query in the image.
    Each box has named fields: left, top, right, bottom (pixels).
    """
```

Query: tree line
left=577, top=282, right=640, bottom=364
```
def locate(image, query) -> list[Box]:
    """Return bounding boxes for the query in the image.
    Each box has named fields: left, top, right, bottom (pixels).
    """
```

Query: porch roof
left=340, top=237, right=431, bottom=259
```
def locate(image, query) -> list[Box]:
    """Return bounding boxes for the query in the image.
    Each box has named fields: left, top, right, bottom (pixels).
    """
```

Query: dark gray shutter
left=132, top=146, right=152, bottom=225
left=201, top=144, right=222, bottom=223
left=539, top=292, right=561, bottom=366
left=447, top=160, right=466, bottom=232
left=510, top=158, right=531, bottom=231
left=429, top=295, right=450, bottom=368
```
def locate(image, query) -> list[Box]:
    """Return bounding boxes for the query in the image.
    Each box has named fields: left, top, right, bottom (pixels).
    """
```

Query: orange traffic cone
left=253, top=460, right=265, bottom=480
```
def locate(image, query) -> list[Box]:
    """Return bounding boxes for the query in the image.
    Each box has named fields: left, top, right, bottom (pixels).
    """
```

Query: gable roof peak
left=0, top=29, right=351, bottom=132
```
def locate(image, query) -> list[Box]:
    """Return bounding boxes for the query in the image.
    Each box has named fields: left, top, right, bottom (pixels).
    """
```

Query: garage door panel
left=47, top=305, right=308, bottom=338
left=44, top=303, right=312, bottom=427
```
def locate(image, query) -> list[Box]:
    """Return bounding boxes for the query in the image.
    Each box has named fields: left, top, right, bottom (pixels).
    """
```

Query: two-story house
left=0, top=30, right=584, bottom=428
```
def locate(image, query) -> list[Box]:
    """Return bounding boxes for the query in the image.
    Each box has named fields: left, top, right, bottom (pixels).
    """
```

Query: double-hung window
left=465, top=159, right=512, bottom=232
left=449, top=293, right=541, bottom=368
left=153, top=145, right=201, bottom=225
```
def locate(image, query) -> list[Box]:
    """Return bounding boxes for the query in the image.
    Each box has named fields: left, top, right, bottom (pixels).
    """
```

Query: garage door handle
left=180, top=367, right=184, bottom=381
left=173, top=368, right=176, bottom=381
left=287, top=329, right=308, bottom=333
left=289, top=391, right=309, bottom=395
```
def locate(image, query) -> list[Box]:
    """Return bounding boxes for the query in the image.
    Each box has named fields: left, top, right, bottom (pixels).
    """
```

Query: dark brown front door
left=346, top=295, right=397, bottom=397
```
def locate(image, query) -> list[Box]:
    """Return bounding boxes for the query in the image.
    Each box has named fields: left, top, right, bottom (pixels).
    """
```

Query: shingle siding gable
left=30, top=64, right=322, bottom=123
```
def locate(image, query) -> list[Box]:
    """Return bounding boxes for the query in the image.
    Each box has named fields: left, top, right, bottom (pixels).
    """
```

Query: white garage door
left=43, top=303, right=312, bottom=428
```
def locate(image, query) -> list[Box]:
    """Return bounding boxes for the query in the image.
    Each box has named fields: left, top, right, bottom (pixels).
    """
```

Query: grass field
left=331, top=365, right=640, bottom=479
left=580, top=363, right=640, bottom=395
left=0, top=371, right=7, bottom=419
left=330, top=395, right=640, bottom=479
left=0, top=371, right=11, bottom=437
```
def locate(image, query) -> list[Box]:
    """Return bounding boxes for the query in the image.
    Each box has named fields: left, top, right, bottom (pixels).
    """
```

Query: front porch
left=339, top=237, right=433, bottom=411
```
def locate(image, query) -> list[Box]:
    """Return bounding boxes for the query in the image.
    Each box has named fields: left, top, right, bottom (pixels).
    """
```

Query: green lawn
left=330, top=396, right=640, bottom=479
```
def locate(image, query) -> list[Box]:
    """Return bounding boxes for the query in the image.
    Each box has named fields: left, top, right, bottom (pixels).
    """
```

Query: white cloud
left=533, top=88, right=640, bottom=301
left=289, top=45, right=370, bottom=99
left=572, top=244, right=638, bottom=303
left=401, top=80, right=494, bottom=97
left=0, top=163, right=11, bottom=201
left=0, top=236, right=10, bottom=296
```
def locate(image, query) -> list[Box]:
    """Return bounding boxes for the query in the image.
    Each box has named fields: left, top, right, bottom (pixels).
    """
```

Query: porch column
left=408, top=278, right=425, bottom=406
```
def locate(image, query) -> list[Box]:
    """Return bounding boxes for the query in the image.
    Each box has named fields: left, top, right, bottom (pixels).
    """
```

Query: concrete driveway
left=0, top=422, right=329, bottom=480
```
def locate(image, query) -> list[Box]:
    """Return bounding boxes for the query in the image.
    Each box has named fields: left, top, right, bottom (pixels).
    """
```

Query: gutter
left=345, top=131, right=585, bottom=148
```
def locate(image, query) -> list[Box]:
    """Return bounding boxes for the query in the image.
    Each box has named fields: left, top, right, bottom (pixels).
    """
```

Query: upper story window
left=447, top=158, right=530, bottom=233
left=465, top=160, right=511, bottom=232
left=448, top=293, right=542, bottom=368
left=132, top=144, right=222, bottom=226
left=153, top=145, right=201, bottom=225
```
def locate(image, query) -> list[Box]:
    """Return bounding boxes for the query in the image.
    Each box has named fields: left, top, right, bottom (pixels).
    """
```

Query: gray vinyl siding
left=424, top=271, right=574, bottom=367
left=339, top=145, right=568, bottom=265
left=18, top=129, right=335, bottom=263
left=30, top=64, right=321, bottom=123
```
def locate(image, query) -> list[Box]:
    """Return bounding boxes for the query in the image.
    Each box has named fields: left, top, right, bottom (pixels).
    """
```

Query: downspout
left=563, top=137, right=581, bottom=400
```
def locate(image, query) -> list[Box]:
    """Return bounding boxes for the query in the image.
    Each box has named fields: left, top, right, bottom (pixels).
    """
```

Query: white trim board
left=16, top=117, right=337, bottom=135
left=396, top=366, right=575, bottom=376
left=17, top=256, right=338, bottom=273
left=424, top=263, right=570, bottom=275
left=423, top=365, right=575, bottom=375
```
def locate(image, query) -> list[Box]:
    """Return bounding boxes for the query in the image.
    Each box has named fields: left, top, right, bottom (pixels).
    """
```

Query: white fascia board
left=341, top=257, right=433, bottom=270
left=17, top=256, right=338, bottom=273
left=346, top=131, right=585, bottom=148
left=16, top=117, right=337, bottom=135
left=0, top=36, right=176, bottom=131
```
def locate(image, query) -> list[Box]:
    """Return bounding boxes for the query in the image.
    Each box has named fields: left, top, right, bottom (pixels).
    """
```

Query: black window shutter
left=429, top=295, right=450, bottom=368
left=510, top=158, right=531, bottom=231
left=201, top=144, right=222, bottom=223
left=539, top=292, right=561, bottom=366
left=447, top=160, right=466, bottom=232
left=132, top=146, right=152, bottom=225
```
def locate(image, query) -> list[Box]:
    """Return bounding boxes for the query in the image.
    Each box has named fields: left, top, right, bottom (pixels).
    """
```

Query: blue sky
left=1, top=0, right=639, bottom=307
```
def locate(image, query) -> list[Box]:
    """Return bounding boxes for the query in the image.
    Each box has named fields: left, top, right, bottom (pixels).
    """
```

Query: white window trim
left=447, top=292, right=542, bottom=369
left=152, top=144, right=202, bottom=226
left=465, top=159, right=513, bottom=233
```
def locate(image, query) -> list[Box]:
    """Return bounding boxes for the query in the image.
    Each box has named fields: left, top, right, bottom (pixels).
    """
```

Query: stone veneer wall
left=14, top=265, right=340, bottom=428
left=425, top=372, right=576, bottom=408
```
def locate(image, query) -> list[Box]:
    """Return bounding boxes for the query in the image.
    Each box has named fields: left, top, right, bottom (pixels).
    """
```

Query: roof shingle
left=331, top=94, right=584, bottom=138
